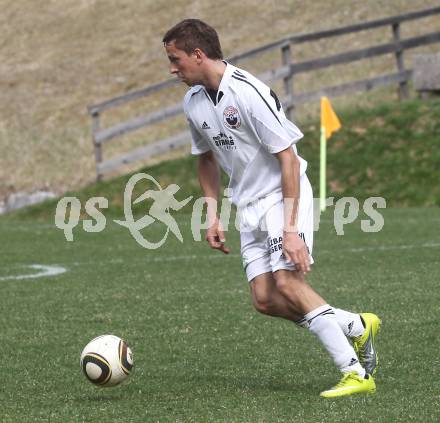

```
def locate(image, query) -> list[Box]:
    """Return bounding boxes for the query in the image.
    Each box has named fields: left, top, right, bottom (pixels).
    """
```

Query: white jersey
left=183, top=62, right=307, bottom=207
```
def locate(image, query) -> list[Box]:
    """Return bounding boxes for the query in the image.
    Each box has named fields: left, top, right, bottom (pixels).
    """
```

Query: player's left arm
left=274, top=147, right=311, bottom=274
left=240, top=80, right=308, bottom=270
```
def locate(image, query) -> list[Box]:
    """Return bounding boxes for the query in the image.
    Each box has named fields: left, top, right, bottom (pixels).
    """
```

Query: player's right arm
left=197, top=151, right=230, bottom=254
left=183, top=88, right=230, bottom=254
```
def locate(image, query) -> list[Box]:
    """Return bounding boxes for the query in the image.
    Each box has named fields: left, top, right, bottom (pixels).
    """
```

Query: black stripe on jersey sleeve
left=231, top=75, right=281, bottom=125
left=233, top=70, right=246, bottom=78
left=270, top=89, right=282, bottom=111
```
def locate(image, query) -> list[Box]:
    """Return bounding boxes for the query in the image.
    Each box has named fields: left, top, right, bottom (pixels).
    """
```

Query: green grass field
left=1, top=206, right=439, bottom=422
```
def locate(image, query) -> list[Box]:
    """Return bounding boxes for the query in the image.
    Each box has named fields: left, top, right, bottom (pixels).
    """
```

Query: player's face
left=165, top=41, right=202, bottom=86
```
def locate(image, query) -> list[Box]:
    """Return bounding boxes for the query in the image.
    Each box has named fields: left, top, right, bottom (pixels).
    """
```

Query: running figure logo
left=114, top=173, right=193, bottom=249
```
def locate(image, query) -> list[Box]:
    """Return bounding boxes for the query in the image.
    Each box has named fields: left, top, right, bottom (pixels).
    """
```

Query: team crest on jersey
left=223, top=106, right=241, bottom=129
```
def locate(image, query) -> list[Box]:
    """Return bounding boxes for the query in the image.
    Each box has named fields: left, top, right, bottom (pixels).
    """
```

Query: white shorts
left=239, top=174, right=314, bottom=282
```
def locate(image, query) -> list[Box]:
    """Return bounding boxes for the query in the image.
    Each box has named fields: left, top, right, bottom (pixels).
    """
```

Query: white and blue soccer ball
left=80, top=335, right=134, bottom=387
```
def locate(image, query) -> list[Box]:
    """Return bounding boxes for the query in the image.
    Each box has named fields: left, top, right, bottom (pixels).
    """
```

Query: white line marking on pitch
left=336, top=242, right=440, bottom=253
left=67, top=241, right=440, bottom=267
left=0, top=265, right=67, bottom=281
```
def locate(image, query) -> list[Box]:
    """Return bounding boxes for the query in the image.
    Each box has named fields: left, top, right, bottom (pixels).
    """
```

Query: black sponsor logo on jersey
left=268, top=233, right=309, bottom=255
left=201, top=121, right=211, bottom=129
left=268, top=236, right=283, bottom=254
left=223, top=106, right=241, bottom=129
left=213, top=132, right=236, bottom=150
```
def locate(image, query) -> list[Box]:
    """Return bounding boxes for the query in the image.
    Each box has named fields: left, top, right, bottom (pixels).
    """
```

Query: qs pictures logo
left=54, top=172, right=386, bottom=249
left=54, top=173, right=193, bottom=249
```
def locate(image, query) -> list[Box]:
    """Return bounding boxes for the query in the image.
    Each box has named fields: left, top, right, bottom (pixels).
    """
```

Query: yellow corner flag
left=321, top=96, right=341, bottom=139
left=320, top=97, right=341, bottom=212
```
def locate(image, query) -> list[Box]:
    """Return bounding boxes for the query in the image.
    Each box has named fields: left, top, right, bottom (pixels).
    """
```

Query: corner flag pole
left=320, top=97, right=341, bottom=212
left=319, top=125, right=327, bottom=212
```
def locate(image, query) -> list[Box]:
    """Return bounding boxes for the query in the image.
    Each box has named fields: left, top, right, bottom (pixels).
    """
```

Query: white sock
left=332, top=307, right=365, bottom=338
left=305, top=304, right=365, bottom=378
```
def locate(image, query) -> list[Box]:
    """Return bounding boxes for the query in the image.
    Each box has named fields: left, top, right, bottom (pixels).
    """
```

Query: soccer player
left=163, top=19, right=381, bottom=398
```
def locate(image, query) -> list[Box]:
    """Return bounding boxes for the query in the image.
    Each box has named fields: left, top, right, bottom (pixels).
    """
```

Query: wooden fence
left=88, top=6, right=440, bottom=181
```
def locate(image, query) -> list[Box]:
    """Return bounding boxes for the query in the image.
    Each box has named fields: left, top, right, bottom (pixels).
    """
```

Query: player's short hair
left=163, top=19, right=223, bottom=60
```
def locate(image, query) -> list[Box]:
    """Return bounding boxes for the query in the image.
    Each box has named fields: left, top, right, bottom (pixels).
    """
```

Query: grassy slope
left=300, top=97, right=440, bottom=207
left=16, top=97, right=440, bottom=222
left=1, top=0, right=440, bottom=198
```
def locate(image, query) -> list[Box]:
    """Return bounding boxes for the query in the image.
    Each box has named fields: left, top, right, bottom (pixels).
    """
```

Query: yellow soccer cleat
left=320, top=372, right=376, bottom=398
left=353, top=313, right=381, bottom=376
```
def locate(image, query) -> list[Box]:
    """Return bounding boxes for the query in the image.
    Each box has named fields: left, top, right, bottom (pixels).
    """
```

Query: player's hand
left=206, top=220, right=230, bottom=254
left=282, top=231, right=311, bottom=274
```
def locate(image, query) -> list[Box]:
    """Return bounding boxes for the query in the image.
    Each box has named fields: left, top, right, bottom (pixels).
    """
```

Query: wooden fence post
left=392, top=22, right=409, bottom=99
left=281, top=42, right=294, bottom=119
left=88, top=8, right=440, bottom=179
left=91, top=112, right=103, bottom=182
